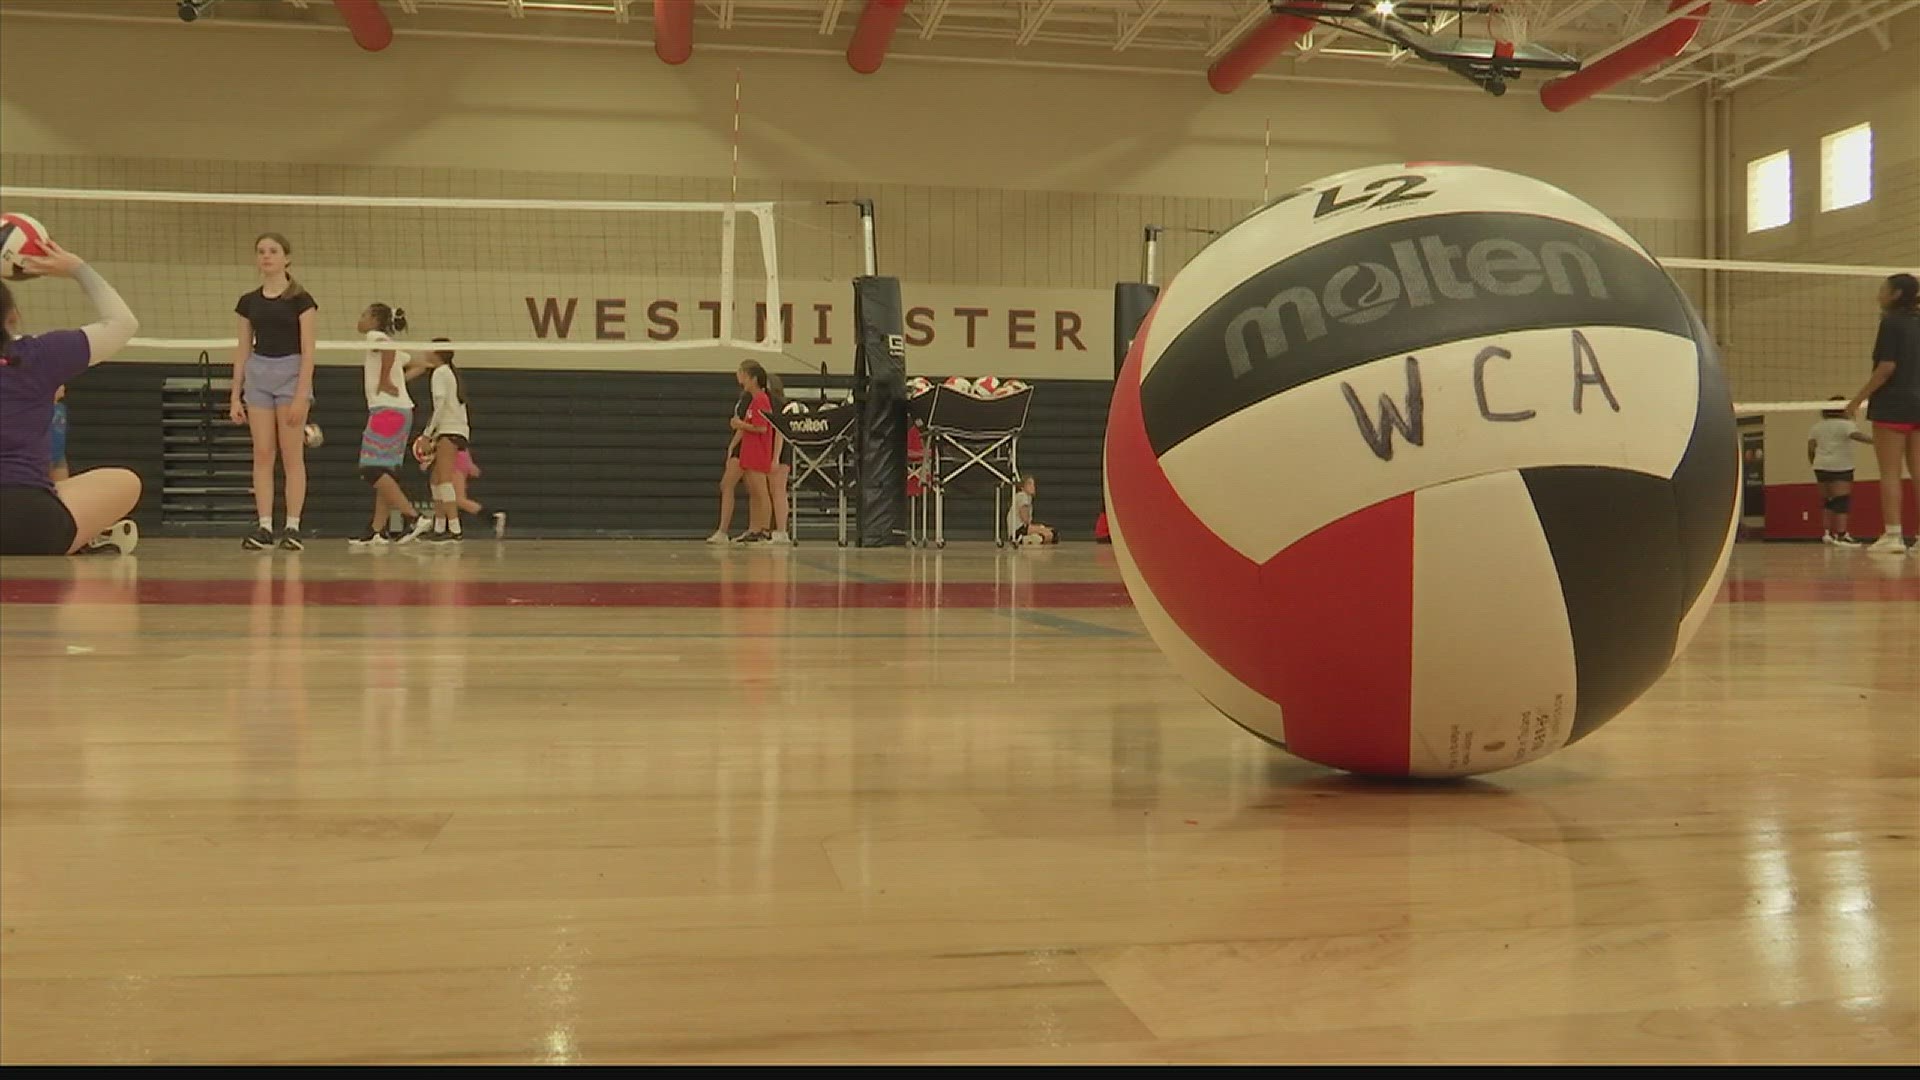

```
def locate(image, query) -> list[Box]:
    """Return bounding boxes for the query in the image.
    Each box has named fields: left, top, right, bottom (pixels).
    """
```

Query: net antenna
left=1271, top=1, right=1579, bottom=96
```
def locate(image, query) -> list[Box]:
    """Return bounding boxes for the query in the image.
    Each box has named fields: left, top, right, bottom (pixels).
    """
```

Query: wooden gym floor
left=0, top=539, right=1915, bottom=1064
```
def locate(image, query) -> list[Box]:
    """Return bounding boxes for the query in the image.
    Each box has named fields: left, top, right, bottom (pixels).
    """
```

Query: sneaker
left=1821, top=532, right=1838, bottom=545
left=767, top=530, right=791, bottom=546
left=278, top=528, right=305, bottom=552
left=84, top=519, right=139, bottom=556
left=423, top=530, right=464, bottom=545
left=393, top=515, right=432, bottom=545
left=1831, top=533, right=1863, bottom=548
left=732, top=531, right=767, bottom=545
left=242, top=526, right=275, bottom=551
left=1866, top=534, right=1907, bottom=555
left=493, top=512, right=508, bottom=540
left=705, top=530, right=730, bottom=545
left=348, top=530, right=388, bottom=548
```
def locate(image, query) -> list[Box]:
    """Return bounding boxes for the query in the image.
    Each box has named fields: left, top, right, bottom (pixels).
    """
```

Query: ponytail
left=369, top=302, right=407, bottom=335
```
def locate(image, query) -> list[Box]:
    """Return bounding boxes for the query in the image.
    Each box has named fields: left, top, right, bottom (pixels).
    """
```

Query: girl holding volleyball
left=348, top=302, right=431, bottom=547
left=730, top=359, right=775, bottom=544
left=424, top=338, right=503, bottom=539
left=229, top=232, right=317, bottom=551
left=414, top=341, right=473, bottom=543
left=1846, top=272, right=1920, bottom=554
left=0, top=242, right=143, bottom=556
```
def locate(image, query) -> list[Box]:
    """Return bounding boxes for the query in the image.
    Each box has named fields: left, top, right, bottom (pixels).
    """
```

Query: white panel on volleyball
left=1135, top=164, right=1649, bottom=382
left=1, top=186, right=787, bottom=360
left=1158, top=326, right=1702, bottom=565
left=1410, top=472, right=1576, bottom=776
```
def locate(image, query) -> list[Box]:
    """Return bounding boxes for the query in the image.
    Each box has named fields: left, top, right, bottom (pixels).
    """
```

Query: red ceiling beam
left=1539, top=0, right=1765, bottom=113
left=654, top=0, right=694, bottom=65
left=332, top=0, right=393, bottom=52
left=846, top=0, right=911, bottom=75
left=1207, top=3, right=1322, bottom=95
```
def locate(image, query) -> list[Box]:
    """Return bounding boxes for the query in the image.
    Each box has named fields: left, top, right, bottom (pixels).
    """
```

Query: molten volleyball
left=1104, top=163, right=1738, bottom=778
left=0, top=212, right=51, bottom=281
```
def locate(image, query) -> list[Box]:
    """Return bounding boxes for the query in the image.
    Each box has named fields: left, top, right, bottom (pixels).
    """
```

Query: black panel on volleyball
left=852, top=275, right=908, bottom=547
left=1113, top=283, right=1160, bottom=377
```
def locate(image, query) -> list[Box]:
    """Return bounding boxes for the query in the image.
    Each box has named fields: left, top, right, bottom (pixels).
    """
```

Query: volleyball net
left=1, top=184, right=867, bottom=366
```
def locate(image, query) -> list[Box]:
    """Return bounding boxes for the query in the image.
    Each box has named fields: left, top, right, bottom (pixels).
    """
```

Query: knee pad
left=1828, top=494, right=1851, bottom=514
left=359, top=466, right=393, bottom=486
left=432, top=482, right=458, bottom=503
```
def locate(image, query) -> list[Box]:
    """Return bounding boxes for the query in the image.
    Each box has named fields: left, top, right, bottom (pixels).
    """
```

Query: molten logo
left=1225, top=236, right=1609, bottom=378
left=788, top=416, right=831, bottom=434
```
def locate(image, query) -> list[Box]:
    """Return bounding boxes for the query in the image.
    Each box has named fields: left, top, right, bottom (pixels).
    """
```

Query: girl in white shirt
left=415, top=342, right=473, bottom=542
left=1807, top=396, right=1873, bottom=545
left=349, top=303, right=431, bottom=547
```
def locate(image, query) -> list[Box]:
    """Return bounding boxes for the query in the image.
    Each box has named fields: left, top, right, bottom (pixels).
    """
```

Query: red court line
left=0, top=577, right=1912, bottom=609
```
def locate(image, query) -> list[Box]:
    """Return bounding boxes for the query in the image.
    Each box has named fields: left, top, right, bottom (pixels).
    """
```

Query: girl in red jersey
left=730, top=359, right=775, bottom=544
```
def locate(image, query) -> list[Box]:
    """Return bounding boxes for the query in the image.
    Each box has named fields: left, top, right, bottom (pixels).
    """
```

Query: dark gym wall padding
left=852, top=275, right=908, bottom=547
left=59, top=361, right=1111, bottom=542
left=1112, top=282, right=1160, bottom=378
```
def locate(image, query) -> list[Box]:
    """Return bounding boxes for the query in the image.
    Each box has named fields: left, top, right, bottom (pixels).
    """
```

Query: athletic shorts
left=1814, top=469, right=1854, bottom=483
left=49, top=402, right=67, bottom=465
left=0, top=485, right=78, bottom=556
left=432, top=433, right=470, bottom=452
left=1872, top=420, right=1920, bottom=434
left=242, top=353, right=306, bottom=408
left=738, top=437, right=773, bottom=474
left=455, top=450, right=479, bottom=478
left=359, top=407, right=411, bottom=471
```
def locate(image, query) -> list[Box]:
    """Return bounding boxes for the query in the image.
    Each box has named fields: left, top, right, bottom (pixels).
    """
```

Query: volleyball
left=0, top=212, right=51, bottom=281
left=907, top=376, right=934, bottom=397
left=303, top=423, right=324, bottom=449
left=941, top=376, right=974, bottom=395
left=972, top=376, right=1003, bottom=397
left=1104, top=162, right=1739, bottom=778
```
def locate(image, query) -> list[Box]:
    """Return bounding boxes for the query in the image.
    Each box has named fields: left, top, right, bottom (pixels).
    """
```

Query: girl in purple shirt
left=0, top=241, right=142, bottom=556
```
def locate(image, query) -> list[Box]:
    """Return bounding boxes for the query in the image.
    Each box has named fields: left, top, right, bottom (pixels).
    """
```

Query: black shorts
left=0, top=485, right=79, bottom=556
left=434, top=434, right=470, bottom=452
left=1814, top=469, right=1854, bottom=483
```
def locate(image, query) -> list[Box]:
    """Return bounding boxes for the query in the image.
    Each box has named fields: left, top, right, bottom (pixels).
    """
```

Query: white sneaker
left=1832, top=533, right=1863, bottom=548
left=85, top=519, right=138, bottom=555
left=394, top=514, right=433, bottom=545
left=767, top=530, right=791, bottom=546
left=1866, top=534, right=1907, bottom=555
left=492, top=512, right=507, bottom=540
left=1821, top=532, right=1838, bottom=545
left=705, top=531, right=730, bottom=544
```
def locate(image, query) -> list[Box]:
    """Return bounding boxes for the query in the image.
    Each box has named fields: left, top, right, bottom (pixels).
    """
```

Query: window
left=1821, top=122, right=1872, bottom=211
left=1746, top=150, right=1792, bottom=233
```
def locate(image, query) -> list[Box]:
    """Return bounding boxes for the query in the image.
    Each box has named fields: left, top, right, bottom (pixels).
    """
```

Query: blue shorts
left=242, top=353, right=306, bottom=408
left=49, top=402, right=67, bottom=465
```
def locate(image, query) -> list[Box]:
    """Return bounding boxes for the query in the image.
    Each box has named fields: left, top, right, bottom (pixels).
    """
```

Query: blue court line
left=994, top=609, right=1136, bottom=638
left=790, top=555, right=894, bottom=584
